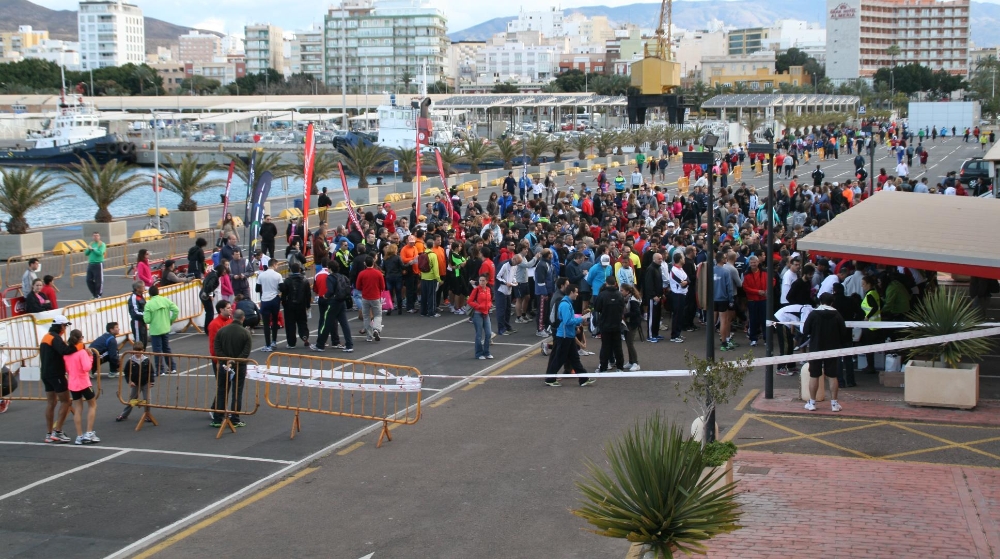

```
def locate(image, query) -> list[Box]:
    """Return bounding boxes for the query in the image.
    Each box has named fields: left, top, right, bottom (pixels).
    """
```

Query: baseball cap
left=52, top=315, right=71, bottom=325
left=667, top=221, right=676, bottom=227
left=832, top=182, right=839, bottom=187
left=600, top=255, right=611, bottom=265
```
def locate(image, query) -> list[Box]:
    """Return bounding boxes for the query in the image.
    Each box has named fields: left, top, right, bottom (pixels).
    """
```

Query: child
left=64, top=329, right=99, bottom=445
left=117, top=342, right=154, bottom=422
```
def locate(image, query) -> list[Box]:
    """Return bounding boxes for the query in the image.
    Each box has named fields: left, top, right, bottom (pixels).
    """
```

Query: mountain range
left=0, top=0, right=218, bottom=53
left=449, top=0, right=999, bottom=48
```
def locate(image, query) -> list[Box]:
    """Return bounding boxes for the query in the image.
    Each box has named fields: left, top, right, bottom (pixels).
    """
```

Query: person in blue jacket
left=544, top=285, right=595, bottom=387
left=585, top=253, right=613, bottom=295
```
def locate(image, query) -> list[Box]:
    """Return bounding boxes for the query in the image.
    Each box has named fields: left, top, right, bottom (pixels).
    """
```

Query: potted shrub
left=574, top=413, right=742, bottom=559
left=160, top=154, right=225, bottom=232
left=675, top=352, right=755, bottom=444
left=903, top=289, right=997, bottom=409
left=691, top=440, right=738, bottom=498
left=0, top=167, right=63, bottom=258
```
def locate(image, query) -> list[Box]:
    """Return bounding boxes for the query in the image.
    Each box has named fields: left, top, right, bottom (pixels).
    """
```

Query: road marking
left=0, top=449, right=130, bottom=502
left=355, top=319, right=468, bottom=361
left=722, top=413, right=751, bottom=443
left=751, top=415, right=873, bottom=458
left=891, top=423, right=1000, bottom=462
left=337, top=442, right=365, bottom=456
left=735, top=388, right=759, bottom=411
left=378, top=336, right=534, bottom=347
left=461, top=352, right=537, bottom=390
left=737, top=420, right=888, bottom=449
left=130, top=467, right=319, bottom=559
left=429, top=397, right=452, bottom=408
left=104, top=341, right=543, bottom=559
left=0, top=441, right=295, bottom=464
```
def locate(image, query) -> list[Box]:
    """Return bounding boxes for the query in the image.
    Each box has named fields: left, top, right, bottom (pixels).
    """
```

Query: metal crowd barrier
left=256, top=352, right=421, bottom=446
left=116, top=351, right=259, bottom=438
left=1, top=346, right=102, bottom=402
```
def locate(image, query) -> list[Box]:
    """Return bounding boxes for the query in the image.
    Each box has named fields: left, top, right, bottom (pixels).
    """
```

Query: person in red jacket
left=356, top=255, right=386, bottom=342
left=207, top=300, right=233, bottom=357
left=742, top=255, right=770, bottom=347
left=469, top=274, right=493, bottom=359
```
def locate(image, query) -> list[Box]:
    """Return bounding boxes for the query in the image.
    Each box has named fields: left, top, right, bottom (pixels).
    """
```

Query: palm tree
left=687, top=123, right=709, bottom=146
left=61, top=156, right=144, bottom=222
left=550, top=136, right=569, bottom=162
left=661, top=125, right=679, bottom=151
left=571, top=134, right=594, bottom=160
left=459, top=137, right=496, bottom=174
left=229, top=150, right=290, bottom=187
left=0, top=167, right=63, bottom=234
left=294, top=149, right=341, bottom=195
left=629, top=127, right=649, bottom=153
left=393, top=147, right=418, bottom=183
left=160, top=154, right=225, bottom=211
left=494, top=136, right=519, bottom=170
left=612, top=130, right=627, bottom=155
left=436, top=144, right=462, bottom=177
left=595, top=130, right=616, bottom=158
left=341, top=143, right=388, bottom=188
left=524, top=133, right=551, bottom=166
left=741, top=110, right=764, bottom=142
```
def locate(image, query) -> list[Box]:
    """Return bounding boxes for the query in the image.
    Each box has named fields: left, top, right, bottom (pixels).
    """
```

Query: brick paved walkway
left=707, top=451, right=1000, bottom=558
left=752, top=389, right=1000, bottom=426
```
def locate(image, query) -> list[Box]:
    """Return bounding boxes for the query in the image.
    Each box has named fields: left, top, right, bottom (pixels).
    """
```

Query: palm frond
left=61, top=155, right=144, bottom=222
left=341, top=143, right=388, bottom=188
left=0, top=167, right=63, bottom=233
left=160, top=153, right=225, bottom=211
left=904, top=289, right=997, bottom=368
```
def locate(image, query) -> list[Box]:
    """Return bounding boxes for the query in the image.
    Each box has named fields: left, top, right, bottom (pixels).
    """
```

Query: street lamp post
left=152, top=110, right=161, bottom=232
left=760, top=129, right=776, bottom=399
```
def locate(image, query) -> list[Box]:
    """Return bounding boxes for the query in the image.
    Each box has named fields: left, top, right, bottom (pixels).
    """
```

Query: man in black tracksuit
left=259, top=215, right=278, bottom=259
left=127, top=280, right=147, bottom=346
left=279, top=263, right=312, bottom=348
left=212, top=310, right=253, bottom=427
left=643, top=252, right=664, bottom=340
left=593, top=277, right=626, bottom=372
left=802, top=292, right=851, bottom=413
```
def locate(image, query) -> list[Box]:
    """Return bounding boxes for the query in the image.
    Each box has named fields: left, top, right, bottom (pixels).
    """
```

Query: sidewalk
left=752, top=388, right=1000, bottom=427
left=707, top=451, right=1000, bottom=558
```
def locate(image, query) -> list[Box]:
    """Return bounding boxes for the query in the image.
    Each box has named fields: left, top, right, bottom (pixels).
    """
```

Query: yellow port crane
left=630, top=0, right=681, bottom=95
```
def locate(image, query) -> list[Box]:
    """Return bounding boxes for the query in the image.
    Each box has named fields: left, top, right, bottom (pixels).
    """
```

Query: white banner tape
left=768, top=320, right=1000, bottom=329
left=246, top=366, right=422, bottom=393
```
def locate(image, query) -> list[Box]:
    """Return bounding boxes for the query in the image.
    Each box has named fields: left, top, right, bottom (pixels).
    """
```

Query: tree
left=775, top=48, right=810, bottom=74
left=554, top=69, right=587, bottom=92
left=595, top=130, right=616, bottom=158
left=426, top=80, right=449, bottom=94
left=491, top=81, right=520, bottom=94
left=589, top=74, right=632, bottom=96
left=0, top=59, right=62, bottom=92
left=741, top=109, right=764, bottom=141
left=228, top=151, right=290, bottom=187
left=179, top=75, right=222, bottom=95
left=61, top=156, right=144, bottom=222
left=524, top=133, right=551, bottom=166
left=341, top=143, right=388, bottom=188
left=459, top=137, right=496, bottom=174
left=968, top=56, right=1000, bottom=117
left=494, top=136, right=519, bottom=170
left=550, top=136, right=569, bottom=162
left=294, top=150, right=340, bottom=195
left=436, top=144, right=462, bottom=177
left=571, top=134, right=594, bottom=160
left=227, top=69, right=283, bottom=96
left=0, top=167, right=63, bottom=234
left=392, top=147, right=418, bottom=182
left=159, top=154, right=225, bottom=211
left=400, top=71, right=414, bottom=93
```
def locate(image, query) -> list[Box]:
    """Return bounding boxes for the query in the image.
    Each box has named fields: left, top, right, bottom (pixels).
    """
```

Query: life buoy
left=406, top=120, right=414, bottom=128
left=121, top=143, right=135, bottom=154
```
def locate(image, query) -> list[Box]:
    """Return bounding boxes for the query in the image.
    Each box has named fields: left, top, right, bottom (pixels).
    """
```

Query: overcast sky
left=32, top=0, right=685, bottom=35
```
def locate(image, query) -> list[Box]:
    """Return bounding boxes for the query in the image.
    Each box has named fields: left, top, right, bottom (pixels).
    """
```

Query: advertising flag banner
left=248, top=171, right=273, bottom=253
left=337, top=162, right=363, bottom=233
left=301, top=123, right=316, bottom=235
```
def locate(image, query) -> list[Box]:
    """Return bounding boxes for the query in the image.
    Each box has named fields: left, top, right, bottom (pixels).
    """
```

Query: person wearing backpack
left=419, top=238, right=442, bottom=317
left=356, top=255, right=386, bottom=342
left=593, top=276, right=626, bottom=373
left=311, top=261, right=354, bottom=353
left=544, top=285, right=594, bottom=387
left=199, top=266, right=220, bottom=334
left=279, top=263, right=311, bottom=349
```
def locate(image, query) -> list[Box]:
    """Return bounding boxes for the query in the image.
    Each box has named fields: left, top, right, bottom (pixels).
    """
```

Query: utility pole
left=750, top=130, right=776, bottom=399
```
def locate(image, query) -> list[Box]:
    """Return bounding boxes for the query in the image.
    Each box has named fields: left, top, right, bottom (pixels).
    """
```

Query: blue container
left=293, top=198, right=303, bottom=210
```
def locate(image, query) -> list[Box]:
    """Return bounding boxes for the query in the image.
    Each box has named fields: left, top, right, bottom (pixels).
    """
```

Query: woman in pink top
left=135, top=249, right=154, bottom=287
left=64, top=329, right=100, bottom=445
left=218, top=260, right=234, bottom=302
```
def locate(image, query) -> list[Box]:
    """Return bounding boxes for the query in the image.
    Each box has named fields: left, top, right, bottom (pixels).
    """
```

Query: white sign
left=858, top=106, right=866, bottom=115
left=829, top=3, right=857, bottom=19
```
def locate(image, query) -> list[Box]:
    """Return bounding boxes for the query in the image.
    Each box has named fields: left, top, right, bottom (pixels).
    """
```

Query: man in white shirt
left=818, top=266, right=851, bottom=297
left=630, top=168, right=643, bottom=192
left=842, top=264, right=864, bottom=298
left=944, top=184, right=957, bottom=195
left=666, top=252, right=689, bottom=342
left=780, top=258, right=801, bottom=305
left=495, top=256, right=520, bottom=335
left=257, top=263, right=283, bottom=352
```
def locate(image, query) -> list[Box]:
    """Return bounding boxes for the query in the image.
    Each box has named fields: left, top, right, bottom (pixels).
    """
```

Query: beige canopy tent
left=797, top=191, right=1000, bottom=279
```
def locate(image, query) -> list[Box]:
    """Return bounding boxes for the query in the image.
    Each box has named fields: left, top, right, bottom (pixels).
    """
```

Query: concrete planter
left=904, top=360, right=979, bottom=410
left=84, top=221, right=128, bottom=245
left=0, top=232, right=44, bottom=260
left=701, top=457, right=735, bottom=498
left=171, top=210, right=210, bottom=233
left=798, top=362, right=827, bottom=402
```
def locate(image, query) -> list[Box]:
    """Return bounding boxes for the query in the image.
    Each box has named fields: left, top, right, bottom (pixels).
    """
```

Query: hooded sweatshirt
left=144, top=295, right=179, bottom=336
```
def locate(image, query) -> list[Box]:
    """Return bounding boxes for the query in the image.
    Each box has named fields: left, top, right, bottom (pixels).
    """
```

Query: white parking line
left=0, top=449, right=130, bottom=502
left=0, top=441, right=295, bottom=464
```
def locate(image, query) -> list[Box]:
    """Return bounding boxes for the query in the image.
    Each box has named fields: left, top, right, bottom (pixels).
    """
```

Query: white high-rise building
left=507, top=7, right=565, bottom=37
left=78, top=0, right=145, bottom=70
left=290, top=25, right=325, bottom=81
left=244, top=23, right=284, bottom=74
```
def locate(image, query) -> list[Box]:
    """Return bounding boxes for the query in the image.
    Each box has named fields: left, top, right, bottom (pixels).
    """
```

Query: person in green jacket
left=143, top=286, right=180, bottom=376
left=83, top=232, right=106, bottom=299
left=419, top=238, right=441, bottom=317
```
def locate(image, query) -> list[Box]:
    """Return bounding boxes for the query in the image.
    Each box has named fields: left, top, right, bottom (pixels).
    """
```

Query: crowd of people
left=10, top=118, right=996, bottom=438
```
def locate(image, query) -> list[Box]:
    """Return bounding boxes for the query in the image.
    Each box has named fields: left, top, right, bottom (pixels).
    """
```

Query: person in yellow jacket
left=144, top=285, right=180, bottom=376
left=859, top=275, right=882, bottom=374
left=419, top=238, right=442, bottom=317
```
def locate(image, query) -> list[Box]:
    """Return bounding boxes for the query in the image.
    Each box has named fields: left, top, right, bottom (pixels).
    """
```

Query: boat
left=0, top=79, right=136, bottom=167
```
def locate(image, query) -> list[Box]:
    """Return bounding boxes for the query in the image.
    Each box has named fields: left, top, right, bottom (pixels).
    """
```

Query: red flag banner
left=414, top=146, right=422, bottom=215
left=301, top=123, right=316, bottom=234
left=434, top=147, right=447, bottom=191
left=337, top=161, right=363, bottom=233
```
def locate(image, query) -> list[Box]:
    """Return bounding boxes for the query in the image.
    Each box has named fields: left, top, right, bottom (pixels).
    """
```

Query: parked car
left=959, top=157, right=993, bottom=195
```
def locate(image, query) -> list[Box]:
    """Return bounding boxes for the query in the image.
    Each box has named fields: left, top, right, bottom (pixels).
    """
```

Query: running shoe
left=373, top=330, right=380, bottom=341
left=831, top=401, right=842, bottom=412
left=750, top=340, right=758, bottom=347
left=477, top=356, right=486, bottom=360
left=260, top=346, right=273, bottom=352
left=333, top=344, right=346, bottom=349
left=309, top=344, right=325, bottom=352
left=627, top=363, right=641, bottom=372
left=0, top=399, right=9, bottom=413
left=670, top=337, right=684, bottom=343
left=234, top=421, right=247, bottom=428
left=74, top=435, right=86, bottom=445
left=646, top=337, right=659, bottom=343
left=85, top=431, right=100, bottom=443
left=485, top=354, right=494, bottom=359
left=210, top=421, right=222, bottom=428
left=580, top=378, right=597, bottom=387
left=342, top=348, right=354, bottom=353
left=52, top=431, right=71, bottom=443
left=545, top=381, right=561, bottom=387
left=535, top=330, right=548, bottom=337
left=804, top=401, right=817, bottom=411
left=776, top=368, right=794, bottom=376
left=542, top=344, right=551, bottom=356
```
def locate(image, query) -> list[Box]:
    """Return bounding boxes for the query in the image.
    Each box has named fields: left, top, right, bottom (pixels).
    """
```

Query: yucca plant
left=160, top=153, right=225, bottom=211
left=524, top=133, right=551, bottom=166
left=571, top=134, right=594, bottom=160
left=573, top=413, right=741, bottom=558
left=904, top=289, right=996, bottom=368
left=494, top=136, right=519, bottom=170
left=62, top=155, right=144, bottom=222
left=0, top=167, right=63, bottom=234
left=341, top=142, right=388, bottom=188
left=459, top=137, right=496, bottom=174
